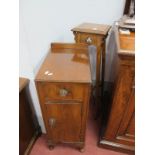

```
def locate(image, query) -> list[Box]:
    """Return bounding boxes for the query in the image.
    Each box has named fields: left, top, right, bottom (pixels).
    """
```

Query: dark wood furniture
left=35, top=43, right=92, bottom=152
left=71, top=23, right=111, bottom=108
left=19, top=78, right=41, bottom=155
left=99, top=26, right=135, bottom=154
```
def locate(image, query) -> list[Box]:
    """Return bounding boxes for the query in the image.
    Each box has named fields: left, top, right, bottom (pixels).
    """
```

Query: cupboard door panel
left=126, top=114, right=135, bottom=136
left=45, top=103, right=82, bottom=142
left=104, top=65, right=134, bottom=140
left=116, top=90, right=135, bottom=145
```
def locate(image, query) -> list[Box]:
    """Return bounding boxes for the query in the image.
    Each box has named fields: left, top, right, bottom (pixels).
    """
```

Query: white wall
left=19, top=0, right=125, bottom=133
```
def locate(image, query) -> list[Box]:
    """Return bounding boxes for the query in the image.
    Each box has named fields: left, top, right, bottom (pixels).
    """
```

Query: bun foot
left=48, top=145, right=54, bottom=150
left=79, top=148, right=85, bottom=153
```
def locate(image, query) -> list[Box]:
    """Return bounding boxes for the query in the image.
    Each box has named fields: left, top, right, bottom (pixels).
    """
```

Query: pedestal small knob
left=86, top=37, right=92, bottom=44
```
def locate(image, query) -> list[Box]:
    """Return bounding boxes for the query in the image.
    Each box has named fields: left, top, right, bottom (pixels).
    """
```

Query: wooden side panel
left=99, top=25, right=135, bottom=153
left=19, top=89, right=39, bottom=155
left=115, top=90, right=135, bottom=145
left=104, top=65, right=134, bottom=140
left=99, top=57, right=135, bottom=153
left=19, top=91, right=34, bottom=155
left=126, top=114, right=135, bottom=136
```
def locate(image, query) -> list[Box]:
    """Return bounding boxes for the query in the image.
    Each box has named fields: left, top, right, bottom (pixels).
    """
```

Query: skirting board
left=24, top=130, right=41, bottom=155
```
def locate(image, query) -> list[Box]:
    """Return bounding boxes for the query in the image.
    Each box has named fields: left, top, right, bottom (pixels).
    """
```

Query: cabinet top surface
left=119, top=31, right=135, bottom=54
left=71, top=23, right=111, bottom=35
left=19, top=77, right=29, bottom=92
left=35, top=49, right=92, bottom=83
left=114, top=26, right=135, bottom=56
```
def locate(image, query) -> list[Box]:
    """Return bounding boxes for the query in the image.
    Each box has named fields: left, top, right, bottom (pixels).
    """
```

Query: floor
left=30, top=104, right=128, bottom=155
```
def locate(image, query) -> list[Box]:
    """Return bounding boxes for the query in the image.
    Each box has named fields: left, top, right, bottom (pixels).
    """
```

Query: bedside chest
left=35, top=43, right=92, bottom=152
left=71, top=23, right=111, bottom=112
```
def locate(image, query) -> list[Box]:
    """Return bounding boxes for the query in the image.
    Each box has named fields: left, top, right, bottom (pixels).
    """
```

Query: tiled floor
left=30, top=106, right=128, bottom=155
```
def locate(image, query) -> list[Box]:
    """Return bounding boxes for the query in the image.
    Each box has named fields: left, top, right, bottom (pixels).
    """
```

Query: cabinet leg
left=47, top=140, right=55, bottom=150
left=79, top=147, right=85, bottom=153
left=48, top=144, right=54, bottom=150
left=76, top=142, right=84, bottom=152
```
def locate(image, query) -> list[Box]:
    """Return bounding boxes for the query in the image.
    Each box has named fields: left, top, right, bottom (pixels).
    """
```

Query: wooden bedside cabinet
left=71, top=23, right=111, bottom=113
left=35, top=43, right=92, bottom=152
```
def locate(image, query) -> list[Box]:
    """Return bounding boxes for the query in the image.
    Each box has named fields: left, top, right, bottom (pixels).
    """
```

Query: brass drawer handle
left=86, top=37, right=92, bottom=44
left=49, top=118, right=56, bottom=128
left=59, top=88, right=69, bottom=96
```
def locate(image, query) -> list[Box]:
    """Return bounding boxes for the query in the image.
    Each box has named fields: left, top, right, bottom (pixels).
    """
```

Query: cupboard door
left=115, top=90, right=135, bottom=145
left=45, top=102, right=82, bottom=143
left=104, top=65, right=134, bottom=142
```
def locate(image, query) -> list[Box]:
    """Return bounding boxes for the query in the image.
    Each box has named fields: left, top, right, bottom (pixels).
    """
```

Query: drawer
left=119, top=34, right=135, bottom=51
left=78, top=33, right=98, bottom=45
left=40, top=83, right=85, bottom=102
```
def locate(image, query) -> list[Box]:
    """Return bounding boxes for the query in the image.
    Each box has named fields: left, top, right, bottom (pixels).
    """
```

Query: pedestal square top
left=71, top=23, right=111, bottom=35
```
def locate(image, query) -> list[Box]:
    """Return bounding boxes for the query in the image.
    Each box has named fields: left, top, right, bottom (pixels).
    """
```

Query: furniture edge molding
left=24, top=128, right=42, bottom=155
left=19, top=77, right=29, bottom=92
left=98, top=139, right=134, bottom=154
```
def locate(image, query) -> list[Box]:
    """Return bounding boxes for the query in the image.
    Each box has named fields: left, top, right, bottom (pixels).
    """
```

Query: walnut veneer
left=71, top=23, right=111, bottom=108
left=99, top=27, right=135, bottom=154
left=35, top=43, right=92, bottom=152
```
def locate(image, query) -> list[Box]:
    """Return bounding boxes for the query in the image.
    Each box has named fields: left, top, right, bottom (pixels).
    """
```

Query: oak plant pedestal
left=71, top=23, right=111, bottom=118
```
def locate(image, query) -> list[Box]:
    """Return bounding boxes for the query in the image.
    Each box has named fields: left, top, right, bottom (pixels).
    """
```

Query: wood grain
left=19, top=77, right=41, bottom=155
left=72, top=23, right=111, bottom=119
left=19, top=77, right=29, bottom=92
left=35, top=44, right=91, bottom=84
left=99, top=26, right=135, bottom=154
left=35, top=43, right=91, bottom=151
left=119, top=31, right=135, bottom=51
left=71, top=23, right=111, bottom=35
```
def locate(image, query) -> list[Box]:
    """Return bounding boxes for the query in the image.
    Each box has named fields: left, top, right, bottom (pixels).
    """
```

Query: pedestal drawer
left=39, top=82, right=85, bottom=102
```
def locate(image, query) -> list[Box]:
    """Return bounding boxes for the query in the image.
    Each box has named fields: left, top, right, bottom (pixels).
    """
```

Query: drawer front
left=119, top=35, right=135, bottom=51
left=40, top=82, right=84, bottom=102
left=77, top=33, right=98, bottom=45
